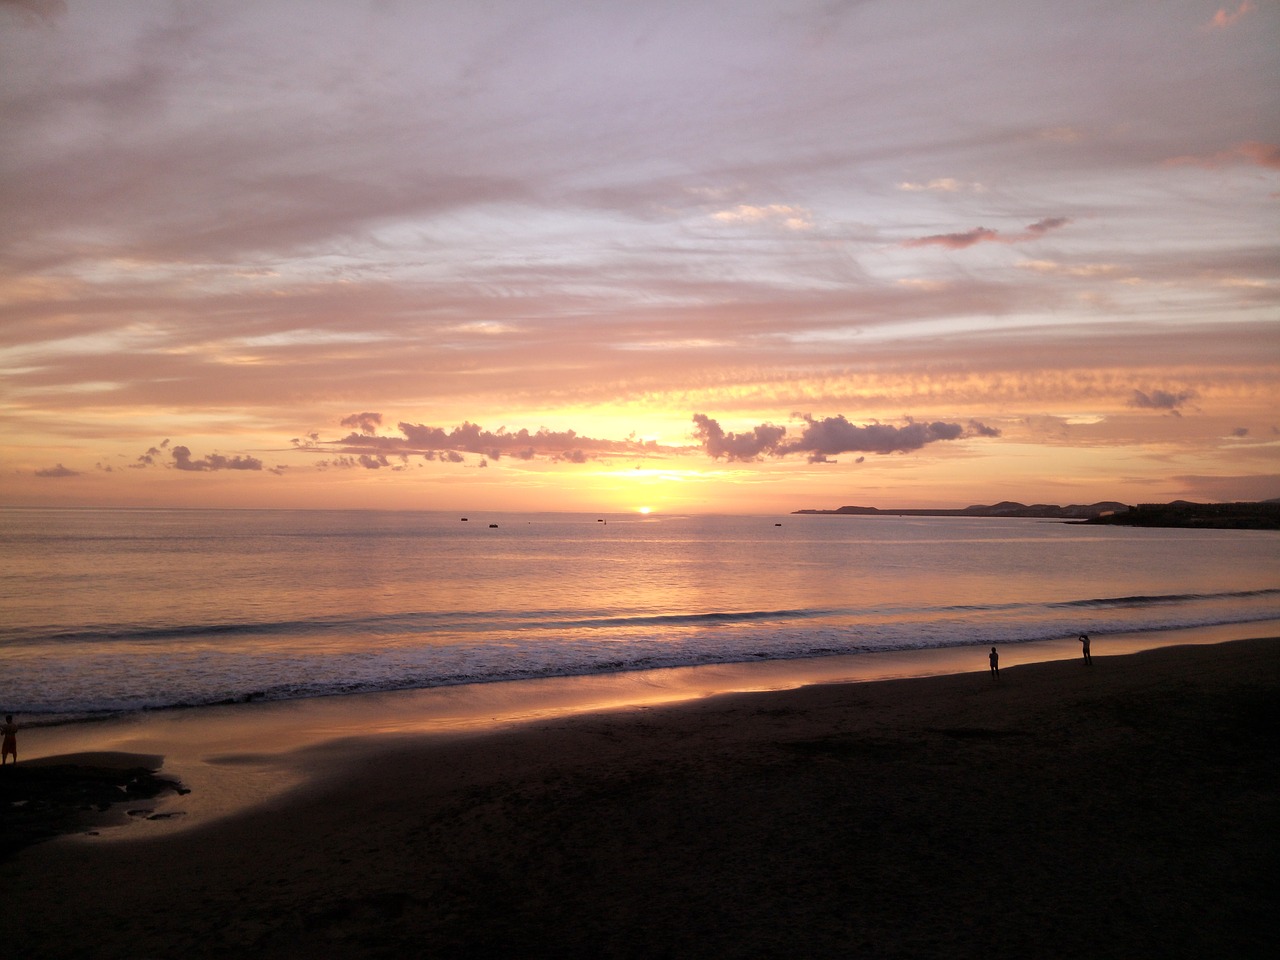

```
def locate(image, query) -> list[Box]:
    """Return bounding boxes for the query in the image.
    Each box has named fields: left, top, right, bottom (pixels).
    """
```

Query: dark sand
left=2, top=638, right=1277, bottom=959
left=0, top=753, right=182, bottom=859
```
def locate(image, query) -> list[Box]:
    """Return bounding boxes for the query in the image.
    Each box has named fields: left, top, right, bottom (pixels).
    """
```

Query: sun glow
left=637, top=506, right=652, bottom=514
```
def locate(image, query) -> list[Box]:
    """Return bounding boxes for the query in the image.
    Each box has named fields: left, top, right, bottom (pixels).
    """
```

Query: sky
left=2, top=0, right=1277, bottom=515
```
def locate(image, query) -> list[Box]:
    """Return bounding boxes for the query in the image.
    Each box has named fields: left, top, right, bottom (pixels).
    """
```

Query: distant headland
left=793, top=499, right=1280, bottom=530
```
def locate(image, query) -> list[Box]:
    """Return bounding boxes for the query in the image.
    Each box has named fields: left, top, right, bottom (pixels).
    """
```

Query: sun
left=637, top=506, right=652, bottom=515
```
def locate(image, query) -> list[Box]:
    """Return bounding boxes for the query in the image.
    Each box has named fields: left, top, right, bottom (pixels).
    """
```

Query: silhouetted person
left=1, top=715, right=16, bottom=764
left=989, top=646, right=999, bottom=679
left=1079, top=633, right=1092, bottom=666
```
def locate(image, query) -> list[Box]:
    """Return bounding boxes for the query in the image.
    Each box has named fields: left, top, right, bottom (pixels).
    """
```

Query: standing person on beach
left=989, top=647, right=1000, bottom=679
left=1, top=715, right=16, bottom=764
left=1079, top=633, right=1092, bottom=666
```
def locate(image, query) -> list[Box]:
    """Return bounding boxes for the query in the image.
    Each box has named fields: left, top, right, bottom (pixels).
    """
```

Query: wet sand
left=2, top=636, right=1278, bottom=959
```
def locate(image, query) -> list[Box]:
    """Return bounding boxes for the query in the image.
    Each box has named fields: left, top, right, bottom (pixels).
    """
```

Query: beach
left=3, top=634, right=1277, bottom=959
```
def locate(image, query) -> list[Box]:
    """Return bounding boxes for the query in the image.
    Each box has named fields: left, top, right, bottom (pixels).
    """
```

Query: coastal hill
left=794, top=501, right=1128, bottom=520
left=795, top=499, right=1280, bottom=529
left=1083, top=499, right=1280, bottom=530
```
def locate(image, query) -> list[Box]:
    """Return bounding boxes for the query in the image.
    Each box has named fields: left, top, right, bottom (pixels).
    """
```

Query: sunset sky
left=3, top=0, right=1277, bottom=514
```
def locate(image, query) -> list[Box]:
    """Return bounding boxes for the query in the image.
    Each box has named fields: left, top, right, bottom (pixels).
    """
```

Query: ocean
left=3, top=507, right=1278, bottom=725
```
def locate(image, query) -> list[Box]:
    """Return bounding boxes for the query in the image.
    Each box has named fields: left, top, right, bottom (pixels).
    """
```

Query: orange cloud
left=711, top=204, right=813, bottom=230
left=1209, top=2, right=1253, bottom=28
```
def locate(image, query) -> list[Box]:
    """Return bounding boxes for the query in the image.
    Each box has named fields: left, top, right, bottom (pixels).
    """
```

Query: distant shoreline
left=794, top=499, right=1280, bottom=529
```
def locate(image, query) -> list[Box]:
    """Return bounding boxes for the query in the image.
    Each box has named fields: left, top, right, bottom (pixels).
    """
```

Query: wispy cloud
left=1209, top=2, right=1254, bottom=28
left=1165, top=141, right=1280, bottom=170
left=902, top=218, right=1072, bottom=249
left=2, top=1, right=1276, bottom=509
left=0, top=0, right=66, bottom=27
left=897, top=178, right=984, bottom=193
left=711, top=204, right=813, bottom=230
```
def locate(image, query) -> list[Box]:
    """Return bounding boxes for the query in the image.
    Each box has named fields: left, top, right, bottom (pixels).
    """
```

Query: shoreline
left=15, top=618, right=1280, bottom=835
left=3, top=633, right=1276, bottom=958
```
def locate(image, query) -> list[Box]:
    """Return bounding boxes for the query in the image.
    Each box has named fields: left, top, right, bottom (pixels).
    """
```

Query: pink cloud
left=902, top=227, right=1000, bottom=250
left=1025, top=217, right=1071, bottom=235
left=903, top=219, right=1071, bottom=250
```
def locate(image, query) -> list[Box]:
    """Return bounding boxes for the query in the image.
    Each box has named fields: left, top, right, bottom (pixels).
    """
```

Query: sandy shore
left=3, top=636, right=1277, bottom=959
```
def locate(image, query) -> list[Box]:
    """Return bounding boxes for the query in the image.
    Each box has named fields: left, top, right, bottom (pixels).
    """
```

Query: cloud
left=711, top=204, right=813, bottom=231
left=322, top=419, right=668, bottom=464
left=902, top=219, right=1071, bottom=249
left=0, top=0, right=66, bottom=27
left=691, top=414, right=787, bottom=460
left=782, top=414, right=990, bottom=456
left=130, top=439, right=172, bottom=468
left=1165, top=141, right=1280, bottom=170
left=316, top=454, right=401, bottom=470
left=1038, top=126, right=1087, bottom=143
left=133, top=439, right=271, bottom=473
left=897, top=178, right=989, bottom=194
left=340, top=412, right=383, bottom=435
left=1025, top=217, right=1070, bottom=235
left=171, top=446, right=264, bottom=472
left=898, top=178, right=967, bottom=192
left=903, top=227, right=1000, bottom=250
left=692, top=413, right=1000, bottom=461
left=35, top=463, right=79, bottom=478
left=1, top=4, right=1274, bottom=512
left=1128, top=388, right=1196, bottom=411
left=1209, top=2, right=1253, bottom=28
left=1019, top=260, right=1122, bottom=278
left=1236, top=142, right=1280, bottom=170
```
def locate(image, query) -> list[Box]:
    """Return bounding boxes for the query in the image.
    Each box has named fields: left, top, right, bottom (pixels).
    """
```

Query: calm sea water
left=2, top=507, right=1278, bottom=723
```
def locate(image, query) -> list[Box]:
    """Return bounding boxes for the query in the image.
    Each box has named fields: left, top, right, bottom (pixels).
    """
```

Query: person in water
left=1, top=715, right=16, bottom=764
left=1079, top=633, right=1092, bottom=666
left=989, top=646, right=999, bottom=679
